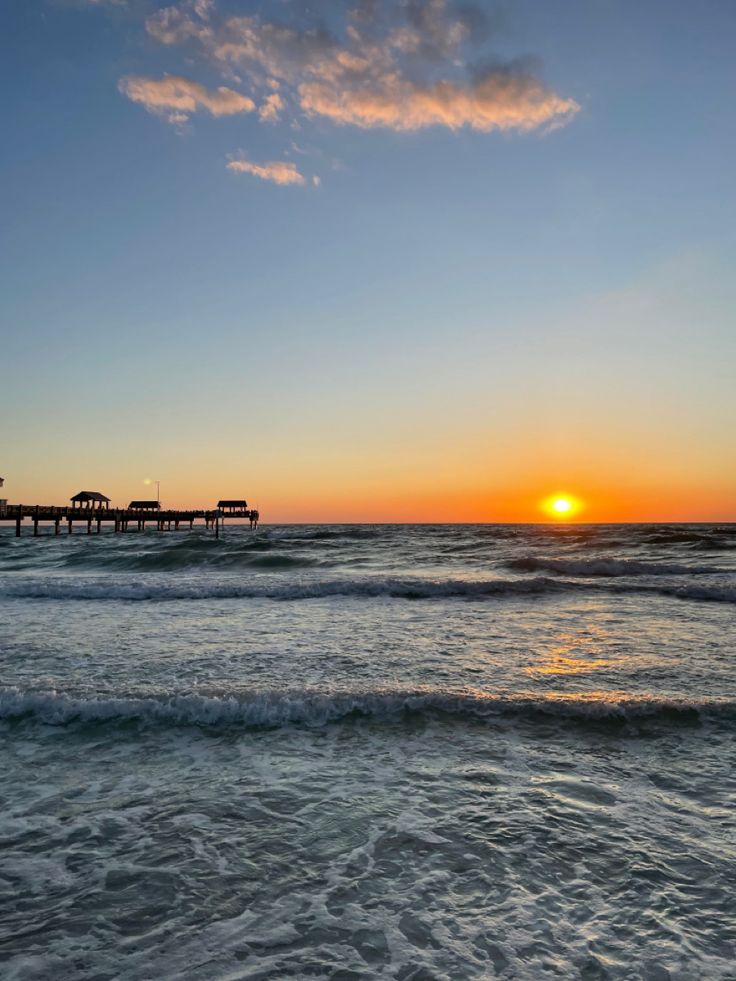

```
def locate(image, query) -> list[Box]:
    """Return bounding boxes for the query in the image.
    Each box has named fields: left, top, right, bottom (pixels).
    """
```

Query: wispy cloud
left=143, top=0, right=579, bottom=134
left=259, top=92, right=285, bottom=123
left=226, top=156, right=306, bottom=186
left=118, top=74, right=255, bottom=123
left=192, top=0, right=214, bottom=19
left=298, top=64, right=579, bottom=132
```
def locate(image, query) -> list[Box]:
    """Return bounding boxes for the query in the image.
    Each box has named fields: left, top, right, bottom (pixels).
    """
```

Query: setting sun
left=543, top=494, right=582, bottom=519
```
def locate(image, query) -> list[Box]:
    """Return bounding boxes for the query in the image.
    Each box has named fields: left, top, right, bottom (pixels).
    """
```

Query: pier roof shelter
left=217, top=499, right=248, bottom=513
left=71, top=491, right=110, bottom=509
left=129, top=500, right=161, bottom=511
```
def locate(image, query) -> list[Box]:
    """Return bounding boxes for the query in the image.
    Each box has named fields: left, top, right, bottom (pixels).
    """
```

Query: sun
left=542, top=494, right=582, bottom=519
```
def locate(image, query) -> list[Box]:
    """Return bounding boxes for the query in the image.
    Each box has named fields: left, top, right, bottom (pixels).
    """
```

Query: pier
left=0, top=502, right=259, bottom=539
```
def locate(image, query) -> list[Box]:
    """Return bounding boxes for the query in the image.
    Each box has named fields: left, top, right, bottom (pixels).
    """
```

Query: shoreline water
left=2, top=523, right=735, bottom=978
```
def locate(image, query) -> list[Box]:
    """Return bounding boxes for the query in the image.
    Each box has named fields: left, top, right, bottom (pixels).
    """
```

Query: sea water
left=1, top=524, right=735, bottom=979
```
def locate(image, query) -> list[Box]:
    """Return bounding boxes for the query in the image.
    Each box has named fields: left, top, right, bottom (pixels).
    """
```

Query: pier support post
left=215, top=516, right=220, bottom=539
left=87, top=519, right=92, bottom=535
left=33, top=519, right=39, bottom=537
left=97, top=518, right=101, bottom=534
left=68, top=520, right=73, bottom=534
left=55, top=519, right=60, bottom=536
left=16, top=515, right=22, bottom=537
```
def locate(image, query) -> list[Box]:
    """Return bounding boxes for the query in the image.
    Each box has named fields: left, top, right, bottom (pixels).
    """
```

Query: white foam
left=1, top=686, right=732, bottom=729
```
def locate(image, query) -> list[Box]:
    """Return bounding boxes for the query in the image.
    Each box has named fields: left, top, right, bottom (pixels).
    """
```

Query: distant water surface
left=1, top=524, right=735, bottom=979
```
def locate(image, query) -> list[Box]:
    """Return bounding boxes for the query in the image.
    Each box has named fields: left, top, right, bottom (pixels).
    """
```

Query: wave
left=1, top=573, right=735, bottom=605
left=507, top=556, right=726, bottom=577
left=57, top=538, right=319, bottom=572
left=657, top=583, right=736, bottom=604
left=1, top=686, right=734, bottom=729
left=642, top=532, right=724, bottom=546
left=0, top=574, right=571, bottom=602
left=290, top=528, right=380, bottom=541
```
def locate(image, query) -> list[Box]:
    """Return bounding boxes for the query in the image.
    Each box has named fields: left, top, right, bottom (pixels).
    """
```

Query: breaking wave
left=1, top=686, right=734, bottom=729
left=0, top=574, right=569, bottom=602
left=1, top=573, right=735, bottom=605
left=507, top=556, right=726, bottom=577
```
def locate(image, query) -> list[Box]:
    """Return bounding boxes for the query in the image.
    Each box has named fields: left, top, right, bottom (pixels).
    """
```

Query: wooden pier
left=0, top=504, right=259, bottom=539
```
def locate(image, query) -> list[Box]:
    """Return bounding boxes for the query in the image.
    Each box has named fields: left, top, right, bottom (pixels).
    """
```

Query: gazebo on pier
left=128, top=500, right=161, bottom=511
left=217, top=499, right=248, bottom=514
left=71, top=491, right=110, bottom=510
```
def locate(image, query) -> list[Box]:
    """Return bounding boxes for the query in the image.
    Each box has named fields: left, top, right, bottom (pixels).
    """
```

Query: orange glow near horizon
left=3, top=464, right=735, bottom=524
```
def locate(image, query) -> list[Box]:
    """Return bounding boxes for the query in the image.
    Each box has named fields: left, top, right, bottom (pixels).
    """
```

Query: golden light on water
left=542, top=494, right=582, bottom=519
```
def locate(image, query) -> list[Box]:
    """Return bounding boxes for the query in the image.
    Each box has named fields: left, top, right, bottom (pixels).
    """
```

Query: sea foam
left=1, top=686, right=734, bottom=729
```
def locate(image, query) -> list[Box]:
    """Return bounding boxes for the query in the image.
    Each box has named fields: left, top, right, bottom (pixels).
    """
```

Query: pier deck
left=0, top=505, right=259, bottom=538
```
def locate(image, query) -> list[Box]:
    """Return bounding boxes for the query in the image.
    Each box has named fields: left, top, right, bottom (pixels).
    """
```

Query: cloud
left=226, top=156, right=307, bottom=186
left=299, top=65, right=579, bottom=132
left=143, top=1, right=579, bottom=135
left=192, top=0, right=214, bottom=19
left=118, top=74, right=255, bottom=123
left=145, top=4, right=212, bottom=44
left=259, top=92, right=285, bottom=123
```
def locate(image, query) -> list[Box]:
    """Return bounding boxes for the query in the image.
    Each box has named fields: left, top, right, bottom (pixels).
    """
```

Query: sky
left=2, top=0, right=735, bottom=521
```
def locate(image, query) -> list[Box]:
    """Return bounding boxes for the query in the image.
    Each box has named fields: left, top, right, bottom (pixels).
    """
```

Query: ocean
left=1, top=523, right=735, bottom=979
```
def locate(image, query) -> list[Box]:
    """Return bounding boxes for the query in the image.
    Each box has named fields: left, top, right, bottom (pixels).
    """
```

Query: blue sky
left=2, top=0, right=735, bottom=519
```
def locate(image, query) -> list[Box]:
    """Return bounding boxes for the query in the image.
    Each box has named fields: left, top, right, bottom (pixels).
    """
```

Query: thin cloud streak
left=298, top=67, right=579, bottom=132
left=119, top=74, right=255, bottom=123
left=226, top=156, right=306, bottom=186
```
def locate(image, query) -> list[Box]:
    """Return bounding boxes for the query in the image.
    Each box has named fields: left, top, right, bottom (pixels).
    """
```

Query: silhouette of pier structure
left=0, top=492, right=259, bottom=538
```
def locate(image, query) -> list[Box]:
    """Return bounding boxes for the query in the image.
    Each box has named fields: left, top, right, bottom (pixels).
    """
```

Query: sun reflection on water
left=525, top=625, right=611, bottom=677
